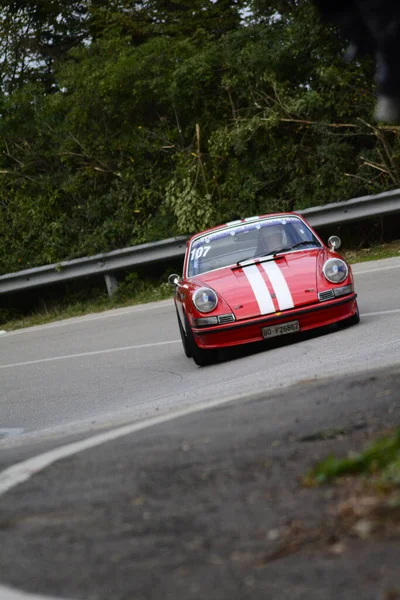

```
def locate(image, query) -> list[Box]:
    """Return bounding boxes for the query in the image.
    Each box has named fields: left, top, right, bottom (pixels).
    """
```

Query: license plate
left=262, top=320, right=300, bottom=339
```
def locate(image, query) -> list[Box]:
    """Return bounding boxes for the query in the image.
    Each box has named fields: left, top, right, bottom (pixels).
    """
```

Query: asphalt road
left=0, top=364, right=399, bottom=600
left=1, top=257, right=400, bottom=444
left=0, top=257, right=400, bottom=599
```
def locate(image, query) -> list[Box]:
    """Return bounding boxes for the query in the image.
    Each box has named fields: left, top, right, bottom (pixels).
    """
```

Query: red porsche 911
left=168, top=213, right=359, bottom=366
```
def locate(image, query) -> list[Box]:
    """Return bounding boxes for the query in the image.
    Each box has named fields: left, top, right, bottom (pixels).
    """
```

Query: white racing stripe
left=242, top=264, right=275, bottom=314
left=261, top=261, right=294, bottom=310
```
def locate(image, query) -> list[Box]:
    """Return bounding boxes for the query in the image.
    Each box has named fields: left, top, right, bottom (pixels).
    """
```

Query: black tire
left=176, top=309, right=192, bottom=358
left=184, top=315, right=218, bottom=367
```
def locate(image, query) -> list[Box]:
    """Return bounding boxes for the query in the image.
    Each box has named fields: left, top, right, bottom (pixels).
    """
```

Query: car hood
left=192, top=250, right=321, bottom=320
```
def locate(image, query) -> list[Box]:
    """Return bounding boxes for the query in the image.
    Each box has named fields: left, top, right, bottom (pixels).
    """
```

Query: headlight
left=192, top=287, right=218, bottom=313
left=323, top=258, right=348, bottom=283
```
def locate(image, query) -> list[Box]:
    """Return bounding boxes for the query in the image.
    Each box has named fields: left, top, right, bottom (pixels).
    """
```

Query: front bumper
left=192, top=294, right=358, bottom=349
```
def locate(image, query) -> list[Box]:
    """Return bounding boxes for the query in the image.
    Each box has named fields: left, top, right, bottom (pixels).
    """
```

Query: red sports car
left=169, top=213, right=359, bottom=366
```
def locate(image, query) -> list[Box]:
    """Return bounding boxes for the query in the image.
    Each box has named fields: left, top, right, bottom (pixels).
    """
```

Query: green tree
left=0, top=0, right=399, bottom=276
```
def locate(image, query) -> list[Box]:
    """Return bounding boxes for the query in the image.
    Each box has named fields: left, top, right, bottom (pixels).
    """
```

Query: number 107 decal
left=190, top=245, right=211, bottom=261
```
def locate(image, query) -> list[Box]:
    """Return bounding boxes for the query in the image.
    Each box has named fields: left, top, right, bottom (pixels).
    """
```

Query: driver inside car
left=254, top=223, right=287, bottom=256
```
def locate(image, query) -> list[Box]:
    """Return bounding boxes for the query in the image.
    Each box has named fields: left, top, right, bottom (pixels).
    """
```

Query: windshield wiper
left=236, top=241, right=319, bottom=267
left=272, top=241, right=320, bottom=256
left=236, top=252, right=275, bottom=266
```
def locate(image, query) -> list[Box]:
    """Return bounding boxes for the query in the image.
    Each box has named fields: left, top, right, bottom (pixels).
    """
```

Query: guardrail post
left=104, top=273, right=118, bottom=297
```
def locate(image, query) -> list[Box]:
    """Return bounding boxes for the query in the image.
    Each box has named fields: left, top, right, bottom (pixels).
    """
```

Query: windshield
left=186, top=216, right=321, bottom=277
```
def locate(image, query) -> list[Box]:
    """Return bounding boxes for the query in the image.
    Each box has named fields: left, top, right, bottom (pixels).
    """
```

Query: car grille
left=318, top=289, right=335, bottom=301
left=218, top=314, right=235, bottom=324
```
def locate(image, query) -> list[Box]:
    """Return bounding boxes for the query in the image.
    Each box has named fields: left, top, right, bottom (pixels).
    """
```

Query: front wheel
left=185, top=316, right=218, bottom=367
left=177, top=309, right=192, bottom=358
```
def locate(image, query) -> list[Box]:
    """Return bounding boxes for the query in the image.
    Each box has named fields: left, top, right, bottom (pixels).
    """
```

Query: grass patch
left=341, top=240, right=400, bottom=263
left=303, top=430, right=400, bottom=543
left=306, top=430, right=400, bottom=486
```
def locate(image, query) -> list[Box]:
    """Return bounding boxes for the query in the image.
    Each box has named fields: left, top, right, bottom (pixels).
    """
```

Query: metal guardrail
left=300, top=188, right=400, bottom=228
left=0, top=236, right=188, bottom=296
left=1, top=188, right=400, bottom=297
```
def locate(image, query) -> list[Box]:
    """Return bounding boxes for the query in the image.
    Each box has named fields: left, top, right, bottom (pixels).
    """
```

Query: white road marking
left=362, top=308, right=400, bottom=317
left=354, top=263, right=400, bottom=275
left=0, top=340, right=180, bottom=370
left=0, top=300, right=174, bottom=337
left=0, top=585, right=71, bottom=600
left=261, top=261, right=294, bottom=310
left=0, top=299, right=399, bottom=599
left=0, top=388, right=264, bottom=498
left=1, top=308, right=398, bottom=371
left=0, top=386, right=271, bottom=600
left=0, top=428, right=24, bottom=438
left=242, top=264, right=275, bottom=314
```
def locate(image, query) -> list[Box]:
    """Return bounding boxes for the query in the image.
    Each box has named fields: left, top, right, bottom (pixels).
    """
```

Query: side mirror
left=168, top=273, right=180, bottom=287
left=328, top=235, right=341, bottom=250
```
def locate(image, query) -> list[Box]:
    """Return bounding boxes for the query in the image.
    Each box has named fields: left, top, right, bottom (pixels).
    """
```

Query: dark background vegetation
left=1, top=0, right=400, bottom=324
left=1, top=0, right=400, bottom=278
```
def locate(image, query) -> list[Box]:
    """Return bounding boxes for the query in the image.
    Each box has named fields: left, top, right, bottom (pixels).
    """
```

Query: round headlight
left=192, top=287, right=218, bottom=313
left=323, top=258, right=348, bottom=283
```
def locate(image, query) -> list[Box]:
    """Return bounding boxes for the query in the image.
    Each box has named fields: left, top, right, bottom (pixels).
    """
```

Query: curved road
left=0, top=257, right=400, bottom=600
left=1, top=257, right=400, bottom=444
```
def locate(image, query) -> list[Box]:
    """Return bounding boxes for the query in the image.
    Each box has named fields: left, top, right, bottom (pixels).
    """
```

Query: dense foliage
left=0, top=0, right=399, bottom=274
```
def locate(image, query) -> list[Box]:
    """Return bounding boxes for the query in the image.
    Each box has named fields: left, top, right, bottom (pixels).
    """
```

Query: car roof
left=187, top=212, right=303, bottom=244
